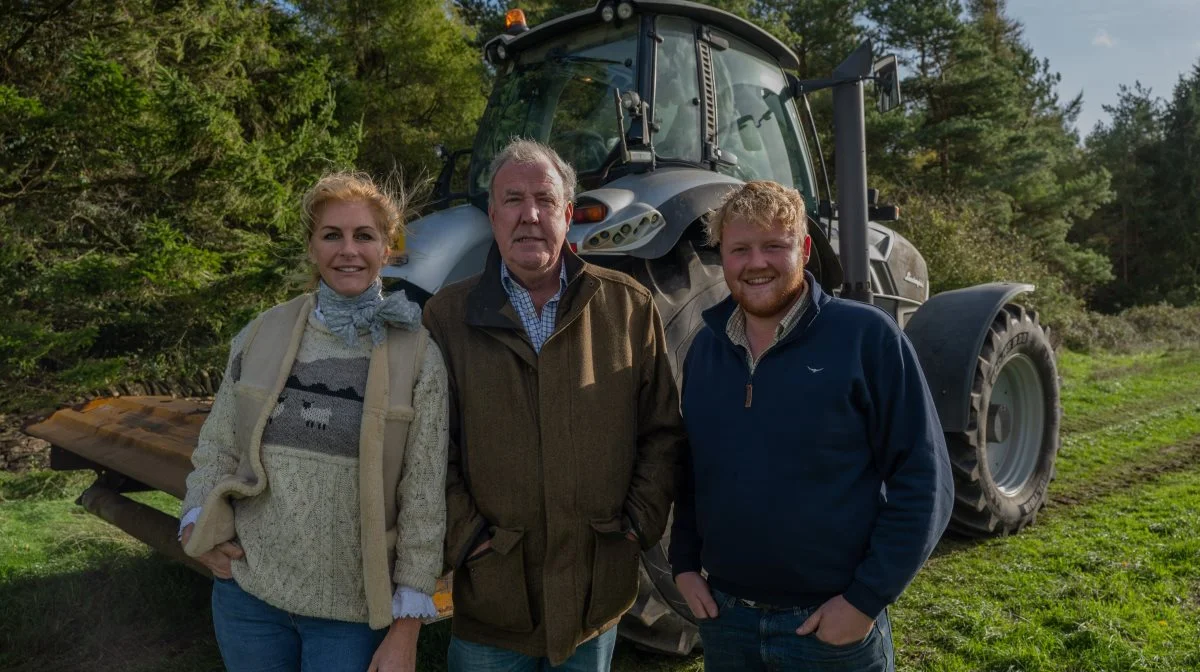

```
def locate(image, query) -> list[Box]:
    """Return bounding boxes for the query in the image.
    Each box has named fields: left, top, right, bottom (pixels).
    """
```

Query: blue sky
left=1006, top=0, right=1200, bottom=137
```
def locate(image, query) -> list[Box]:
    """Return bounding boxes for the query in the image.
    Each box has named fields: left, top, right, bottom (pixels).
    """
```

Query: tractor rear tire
left=946, top=304, right=1060, bottom=537
left=595, top=239, right=727, bottom=655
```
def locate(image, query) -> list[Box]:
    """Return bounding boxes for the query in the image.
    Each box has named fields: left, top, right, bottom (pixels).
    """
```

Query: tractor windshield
left=469, top=22, right=639, bottom=197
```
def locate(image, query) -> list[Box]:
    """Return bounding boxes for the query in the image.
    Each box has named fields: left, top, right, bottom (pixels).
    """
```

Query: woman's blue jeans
left=211, top=577, right=387, bottom=672
left=697, top=587, right=894, bottom=672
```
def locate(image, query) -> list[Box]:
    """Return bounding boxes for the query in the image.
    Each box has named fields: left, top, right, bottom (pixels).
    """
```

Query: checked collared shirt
left=725, top=283, right=812, bottom=375
left=500, top=261, right=568, bottom=354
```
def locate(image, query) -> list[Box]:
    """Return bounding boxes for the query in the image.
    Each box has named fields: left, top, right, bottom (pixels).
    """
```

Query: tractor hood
left=381, top=204, right=492, bottom=300
left=383, top=167, right=741, bottom=298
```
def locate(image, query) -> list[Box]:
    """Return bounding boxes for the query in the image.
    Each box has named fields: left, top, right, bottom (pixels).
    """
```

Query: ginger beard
left=720, top=216, right=811, bottom=320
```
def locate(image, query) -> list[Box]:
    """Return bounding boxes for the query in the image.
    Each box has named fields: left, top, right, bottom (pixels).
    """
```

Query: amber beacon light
left=505, top=9, right=528, bottom=32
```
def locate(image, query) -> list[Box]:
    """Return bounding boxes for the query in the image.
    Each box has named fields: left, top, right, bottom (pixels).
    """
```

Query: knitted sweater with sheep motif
left=182, top=309, right=448, bottom=624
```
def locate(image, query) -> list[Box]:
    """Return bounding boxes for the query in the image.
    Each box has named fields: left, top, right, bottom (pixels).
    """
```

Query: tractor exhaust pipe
left=831, top=42, right=875, bottom=305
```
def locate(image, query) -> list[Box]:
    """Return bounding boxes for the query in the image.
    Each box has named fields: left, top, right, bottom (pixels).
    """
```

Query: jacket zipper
left=740, top=308, right=818, bottom=409
left=744, top=356, right=756, bottom=408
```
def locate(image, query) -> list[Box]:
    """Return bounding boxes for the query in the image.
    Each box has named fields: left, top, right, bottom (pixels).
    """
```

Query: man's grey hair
left=487, top=138, right=577, bottom=208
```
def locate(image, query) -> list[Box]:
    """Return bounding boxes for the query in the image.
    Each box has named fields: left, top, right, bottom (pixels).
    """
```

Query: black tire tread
left=944, top=304, right=1060, bottom=538
left=600, top=239, right=725, bottom=655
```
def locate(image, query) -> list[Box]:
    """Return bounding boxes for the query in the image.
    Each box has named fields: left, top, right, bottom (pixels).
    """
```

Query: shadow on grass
left=0, top=551, right=221, bottom=672
left=0, top=550, right=455, bottom=672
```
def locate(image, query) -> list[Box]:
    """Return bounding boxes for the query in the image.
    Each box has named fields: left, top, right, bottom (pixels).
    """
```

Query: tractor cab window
left=652, top=16, right=702, bottom=164
left=469, top=22, right=638, bottom=197
left=709, top=32, right=810, bottom=193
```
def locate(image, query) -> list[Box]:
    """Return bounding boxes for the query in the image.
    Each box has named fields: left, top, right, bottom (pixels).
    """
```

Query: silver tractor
left=384, top=0, right=1060, bottom=654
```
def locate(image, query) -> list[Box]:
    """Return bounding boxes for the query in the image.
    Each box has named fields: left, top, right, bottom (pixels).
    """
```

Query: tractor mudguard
left=904, top=282, right=1034, bottom=433
left=584, top=168, right=741, bottom=258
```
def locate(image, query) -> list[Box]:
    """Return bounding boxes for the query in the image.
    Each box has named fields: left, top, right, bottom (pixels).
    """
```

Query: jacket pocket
left=583, top=517, right=640, bottom=629
left=455, top=527, right=534, bottom=633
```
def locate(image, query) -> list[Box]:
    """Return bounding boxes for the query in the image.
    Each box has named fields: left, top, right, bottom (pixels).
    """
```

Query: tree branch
left=2, top=0, right=80, bottom=69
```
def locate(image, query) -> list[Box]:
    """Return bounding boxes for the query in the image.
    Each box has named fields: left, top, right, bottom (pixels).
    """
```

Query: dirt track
left=1049, top=435, right=1200, bottom=509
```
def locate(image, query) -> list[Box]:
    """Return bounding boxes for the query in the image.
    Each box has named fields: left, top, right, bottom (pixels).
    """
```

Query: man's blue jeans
left=697, top=587, right=894, bottom=672
left=447, top=627, right=619, bottom=672
left=211, top=576, right=387, bottom=672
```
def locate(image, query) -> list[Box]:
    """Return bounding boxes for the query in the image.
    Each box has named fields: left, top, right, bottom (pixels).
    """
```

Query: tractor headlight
left=616, top=1, right=634, bottom=20
left=600, top=3, right=615, bottom=22
left=582, top=210, right=663, bottom=253
left=496, top=44, right=508, bottom=61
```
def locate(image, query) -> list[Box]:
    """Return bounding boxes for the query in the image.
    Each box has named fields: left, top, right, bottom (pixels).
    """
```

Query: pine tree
left=293, top=0, right=488, bottom=175
left=0, top=0, right=360, bottom=406
left=862, top=0, right=1111, bottom=294
left=1078, top=84, right=1163, bottom=309
left=1148, top=64, right=1200, bottom=304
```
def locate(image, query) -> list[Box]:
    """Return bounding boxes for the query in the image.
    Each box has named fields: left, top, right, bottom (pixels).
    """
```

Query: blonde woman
left=179, top=173, right=448, bottom=672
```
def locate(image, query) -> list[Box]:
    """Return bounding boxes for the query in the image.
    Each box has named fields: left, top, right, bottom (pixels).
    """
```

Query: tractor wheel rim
left=988, top=353, right=1046, bottom=496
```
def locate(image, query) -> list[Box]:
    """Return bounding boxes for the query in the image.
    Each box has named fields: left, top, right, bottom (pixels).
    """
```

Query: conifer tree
left=1147, top=65, right=1200, bottom=304
left=1077, top=84, right=1162, bottom=309
left=293, top=0, right=488, bottom=175
left=0, top=1, right=360, bottom=405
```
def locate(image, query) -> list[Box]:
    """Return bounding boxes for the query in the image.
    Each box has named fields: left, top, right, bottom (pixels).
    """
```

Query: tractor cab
left=407, top=1, right=926, bottom=327
left=465, top=1, right=819, bottom=212
left=410, top=0, right=861, bottom=307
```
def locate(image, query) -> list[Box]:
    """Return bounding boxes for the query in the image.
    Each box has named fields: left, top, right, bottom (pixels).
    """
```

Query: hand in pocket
left=674, top=571, right=719, bottom=620
left=796, top=594, right=873, bottom=646
left=181, top=524, right=244, bottom=579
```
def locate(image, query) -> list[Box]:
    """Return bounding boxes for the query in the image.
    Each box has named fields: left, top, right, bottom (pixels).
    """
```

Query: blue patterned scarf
left=315, top=279, right=421, bottom=346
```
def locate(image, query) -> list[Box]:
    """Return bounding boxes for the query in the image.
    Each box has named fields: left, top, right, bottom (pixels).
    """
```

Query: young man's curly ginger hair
left=704, top=180, right=808, bottom=247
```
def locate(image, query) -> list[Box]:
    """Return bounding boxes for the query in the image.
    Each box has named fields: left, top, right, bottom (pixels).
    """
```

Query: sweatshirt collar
left=703, top=271, right=829, bottom=349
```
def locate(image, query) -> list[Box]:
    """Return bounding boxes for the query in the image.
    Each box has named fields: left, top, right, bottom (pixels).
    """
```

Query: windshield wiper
left=547, top=49, right=632, bottom=68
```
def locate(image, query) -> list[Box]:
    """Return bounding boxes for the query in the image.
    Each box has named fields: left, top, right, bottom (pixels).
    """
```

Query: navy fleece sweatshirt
left=669, top=275, right=953, bottom=618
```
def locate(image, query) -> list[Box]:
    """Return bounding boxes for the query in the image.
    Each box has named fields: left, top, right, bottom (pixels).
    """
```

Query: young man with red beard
left=669, top=181, right=952, bottom=671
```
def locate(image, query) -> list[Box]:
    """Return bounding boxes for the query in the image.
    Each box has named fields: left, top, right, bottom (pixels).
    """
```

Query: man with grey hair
left=422, top=138, right=684, bottom=670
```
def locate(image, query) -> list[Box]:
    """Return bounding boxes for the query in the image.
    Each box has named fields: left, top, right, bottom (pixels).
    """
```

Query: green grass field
left=3, top=347, right=1199, bottom=671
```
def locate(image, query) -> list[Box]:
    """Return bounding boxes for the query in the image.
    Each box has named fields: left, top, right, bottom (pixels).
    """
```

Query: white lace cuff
left=178, top=507, right=201, bottom=540
left=392, top=585, right=438, bottom=621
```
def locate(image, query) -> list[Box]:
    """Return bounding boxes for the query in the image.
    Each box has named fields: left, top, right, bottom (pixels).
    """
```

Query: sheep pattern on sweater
left=261, top=354, right=369, bottom=456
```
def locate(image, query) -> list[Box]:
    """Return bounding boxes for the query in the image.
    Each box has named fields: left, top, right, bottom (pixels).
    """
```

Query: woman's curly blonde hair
left=302, top=171, right=410, bottom=247
left=704, top=180, right=808, bottom=247
left=300, top=171, right=415, bottom=287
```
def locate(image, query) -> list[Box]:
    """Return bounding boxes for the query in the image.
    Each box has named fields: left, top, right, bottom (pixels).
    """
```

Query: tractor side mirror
left=873, top=55, right=902, bottom=113
left=614, top=89, right=653, bottom=165
left=867, top=187, right=900, bottom=222
left=433, top=147, right=472, bottom=210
